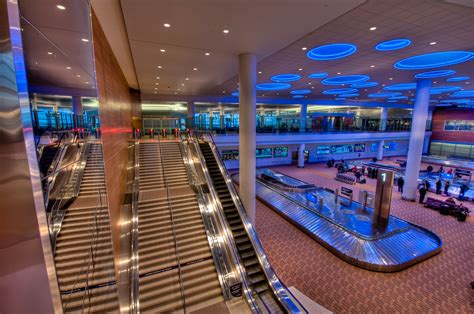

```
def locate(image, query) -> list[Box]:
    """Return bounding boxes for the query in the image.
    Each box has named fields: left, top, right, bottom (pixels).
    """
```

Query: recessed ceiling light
left=193, top=68, right=198, bottom=71
left=370, top=65, right=375, bottom=68
left=302, top=47, right=307, bottom=51
left=308, top=82, right=312, bottom=85
left=430, top=42, right=437, bottom=45
left=337, top=72, right=341, bottom=75
left=154, top=87, right=158, bottom=90
left=205, top=52, right=210, bottom=56
left=185, top=77, right=189, bottom=80
left=298, top=68, right=303, bottom=71
left=155, top=82, right=159, bottom=85
left=81, top=38, right=89, bottom=42
left=311, top=86, right=315, bottom=89
left=156, top=76, right=160, bottom=79
left=177, top=89, right=181, bottom=91
left=157, top=65, right=162, bottom=69
left=164, top=23, right=171, bottom=28
left=47, top=51, right=53, bottom=55
left=276, top=93, right=280, bottom=95
left=57, top=5, right=66, bottom=10
left=85, top=81, right=89, bottom=84
left=258, top=71, right=262, bottom=74
left=174, top=92, right=178, bottom=94
left=382, top=84, right=386, bottom=86
left=389, top=77, right=393, bottom=80
left=154, top=91, right=158, bottom=94
left=466, top=82, right=470, bottom=84
left=181, top=83, right=185, bottom=86
left=370, top=26, right=377, bottom=31
left=76, top=74, right=80, bottom=77
left=66, top=66, right=71, bottom=70
left=160, top=49, right=166, bottom=52
left=222, top=91, right=226, bottom=93
left=223, top=29, right=230, bottom=34
left=434, top=81, right=437, bottom=84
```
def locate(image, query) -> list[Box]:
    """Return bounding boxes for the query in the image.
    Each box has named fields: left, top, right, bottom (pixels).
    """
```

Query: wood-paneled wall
left=431, top=108, right=474, bottom=143
left=92, top=11, right=140, bottom=271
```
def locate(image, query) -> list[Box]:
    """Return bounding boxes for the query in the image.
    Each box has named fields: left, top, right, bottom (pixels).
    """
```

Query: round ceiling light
left=415, top=70, right=455, bottom=78
left=430, top=86, right=461, bottom=94
left=256, top=83, right=292, bottom=91
left=375, top=38, right=412, bottom=51
left=271, top=74, right=302, bottom=82
left=322, top=88, right=358, bottom=95
left=384, top=83, right=417, bottom=91
left=447, top=76, right=470, bottom=82
left=335, top=97, right=346, bottom=100
left=306, top=43, right=357, bottom=61
left=339, top=93, right=359, bottom=97
left=351, top=82, right=378, bottom=88
left=394, top=51, right=474, bottom=70
left=231, top=91, right=239, bottom=97
left=388, top=96, right=408, bottom=100
left=293, top=95, right=304, bottom=99
left=290, top=89, right=311, bottom=95
left=308, top=72, right=328, bottom=79
left=321, top=75, right=370, bottom=85
left=368, top=92, right=402, bottom=98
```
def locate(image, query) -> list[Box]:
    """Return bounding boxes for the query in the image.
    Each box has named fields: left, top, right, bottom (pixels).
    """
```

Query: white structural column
left=220, top=108, right=225, bottom=129
left=187, top=101, right=195, bottom=128
left=299, top=104, right=307, bottom=132
left=402, top=79, right=432, bottom=201
left=380, top=107, right=388, bottom=131
left=377, top=140, right=384, bottom=160
left=72, top=96, right=83, bottom=115
left=209, top=110, right=213, bottom=130
left=298, top=143, right=306, bottom=168
left=239, top=53, right=257, bottom=225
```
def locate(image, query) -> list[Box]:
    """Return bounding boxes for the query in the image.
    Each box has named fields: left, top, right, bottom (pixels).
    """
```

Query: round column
left=299, top=104, right=307, bottom=133
left=187, top=101, right=195, bottom=128
left=402, top=79, right=432, bottom=201
left=377, top=140, right=384, bottom=161
left=239, top=53, right=257, bottom=225
left=298, top=143, right=306, bottom=168
left=380, top=107, right=388, bottom=131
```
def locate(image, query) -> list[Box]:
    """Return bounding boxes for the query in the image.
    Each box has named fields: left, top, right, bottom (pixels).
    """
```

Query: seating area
left=335, top=173, right=356, bottom=185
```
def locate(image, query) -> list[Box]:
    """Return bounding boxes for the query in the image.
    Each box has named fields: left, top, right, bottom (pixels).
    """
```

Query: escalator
left=198, top=142, right=286, bottom=313
left=39, top=144, right=59, bottom=177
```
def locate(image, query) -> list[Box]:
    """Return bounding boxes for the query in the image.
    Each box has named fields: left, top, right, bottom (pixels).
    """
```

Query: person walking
left=397, top=176, right=405, bottom=193
left=444, top=180, right=451, bottom=196
left=436, top=179, right=442, bottom=195
left=419, top=186, right=427, bottom=204
left=459, top=183, right=469, bottom=200
left=424, top=180, right=431, bottom=191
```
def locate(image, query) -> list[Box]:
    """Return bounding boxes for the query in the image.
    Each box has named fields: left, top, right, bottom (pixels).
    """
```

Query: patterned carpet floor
left=252, top=161, right=474, bottom=313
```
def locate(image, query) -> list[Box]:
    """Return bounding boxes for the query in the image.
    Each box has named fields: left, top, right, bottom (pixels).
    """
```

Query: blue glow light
left=375, top=38, right=411, bottom=51
left=322, top=75, right=370, bottom=85
left=384, top=83, right=417, bottom=91
left=447, top=76, right=470, bottom=82
left=430, top=86, right=461, bottom=94
left=339, top=93, right=359, bottom=97
left=430, top=100, right=439, bottom=103
left=415, top=70, right=455, bottom=78
left=308, top=72, right=329, bottom=79
left=322, top=88, right=358, bottom=95
left=256, top=83, right=292, bottom=91
left=350, top=81, right=378, bottom=88
left=307, top=43, right=357, bottom=61
left=290, top=89, right=311, bottom=95
left=271, top=74, right=301, bottom=82
left=452, top=89, right=474, bottom=97
left=440, top=99, right=471, bottom=104
left=335, top=97, right=346, bottom=100
left=231, top=92, right=239, bottom=97
left=293, top=95, right=304, bottom=99
left=388, top=96, right=408, bottom=100
left=387, top=100, right=398, bottom=103
left=394, top=51, right=474, bottom=70
left=368, top=92, right=402, bottom=98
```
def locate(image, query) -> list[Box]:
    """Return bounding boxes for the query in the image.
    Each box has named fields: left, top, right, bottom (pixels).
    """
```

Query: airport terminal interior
left=1, top=0, right=474, bottom=313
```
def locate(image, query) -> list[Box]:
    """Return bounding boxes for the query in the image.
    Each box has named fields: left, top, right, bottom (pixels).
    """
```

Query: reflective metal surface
left=233, top=169, right=443, bottom=272
left=130, top=141, right=139, bottom=313
left=0, top=0, right=61, bottom=312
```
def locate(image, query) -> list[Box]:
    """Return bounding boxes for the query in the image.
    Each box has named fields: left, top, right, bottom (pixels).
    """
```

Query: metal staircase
left=79, top=144, right=106, bottom=196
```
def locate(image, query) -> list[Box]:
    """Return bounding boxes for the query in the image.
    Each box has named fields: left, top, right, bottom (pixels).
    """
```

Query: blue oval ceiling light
left=452, top=89, right=474, bottom=97
left=447, top=76, right=470, bottom=82
left=322, top=88, right=358, bottom=95
left=339, top=93, right=359, bottom=97
left=256, top=83, right=292, bottom=91
left=388, top=96, right=408, bottom=100
left=368, top=92, right=402, bottom=98
left=415, top=70, right=456, bottom=78
left=430, top=86, right=461, bottom=94
left=271, top=74, right=301, bottom=82
left=351, top=81, right=378, bottom=88
left=441, top=99, right=471, bottom=104
left=293, top=95, right=304, bottom=99
left=387, top=100, right=398, bottom=103
left=335, top=97, right=346, bottom=100
left=308, top=72, right=329, bottom=79
left=307, top=43, right=357, bottom=61
left=375, top=38, right=412, bottom=51
left=290, top=89, right=311, bottom=95
left=322, top=75, right=370, bottom=85
left=394, top=51, right=474, bottom=70
left=384, top=83, right=417, bottom=91
left=231, top=91, right=239, bottom=97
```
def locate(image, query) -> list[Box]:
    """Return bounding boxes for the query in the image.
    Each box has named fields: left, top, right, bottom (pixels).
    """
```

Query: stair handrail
left=130, top=141, right=140, bottom=314
left=157, top=139, right=187, bottom=313
left=198, top=131, right=307, bottom=314
left=186, top=138, right=260, bottom=312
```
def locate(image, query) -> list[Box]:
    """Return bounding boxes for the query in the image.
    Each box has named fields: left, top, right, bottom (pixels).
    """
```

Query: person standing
left=444, top=180, right=451, bottom=196
left=397, top=176, right=405, bottom=193
left=436, top=179, right=442, bottom=195
left=419, top=186, right=427, bottom=204
left=425, top=180, right=431, bottom=191
left=459, top=183, right=469, bottom=200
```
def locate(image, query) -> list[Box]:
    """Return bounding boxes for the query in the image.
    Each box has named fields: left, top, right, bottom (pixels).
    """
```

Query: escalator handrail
left=182, top=139, right=257, bottom=310
left=130, top=141, right=140, bottom=314
left=201, top=132, right=307, bottom=314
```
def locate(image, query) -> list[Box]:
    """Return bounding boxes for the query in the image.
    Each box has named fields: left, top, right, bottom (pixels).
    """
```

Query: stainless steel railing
left=130, top=141, right=140, bottom=314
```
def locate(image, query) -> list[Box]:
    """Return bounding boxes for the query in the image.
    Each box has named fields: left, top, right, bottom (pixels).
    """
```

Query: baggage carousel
left=232, top=169, right=442, bottom=272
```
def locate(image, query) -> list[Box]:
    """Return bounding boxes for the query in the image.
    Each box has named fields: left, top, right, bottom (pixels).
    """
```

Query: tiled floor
left=252, top=161, right=473, bottom=313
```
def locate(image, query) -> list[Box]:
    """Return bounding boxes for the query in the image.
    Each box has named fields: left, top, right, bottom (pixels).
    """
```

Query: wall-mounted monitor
left=222, top=150, right=239, bottom=160
left=274, top=146, right=288, bottom=157
left=331, top=144, right=354, bottom=154
left=317, top=145, right=330, bottom=154
left=354, top=143, right=365, bottom=152
left=256, top=148, right=273, bottom=158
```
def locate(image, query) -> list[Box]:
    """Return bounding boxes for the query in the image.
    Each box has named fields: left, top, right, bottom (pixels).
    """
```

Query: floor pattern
left=253, top=161, right=473, bottom=313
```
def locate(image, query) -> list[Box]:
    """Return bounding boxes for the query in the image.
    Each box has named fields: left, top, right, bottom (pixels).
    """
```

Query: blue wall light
left=256, top=83, right=292, bottom=91
left=271, top=74, right=301, bottom=82
left=452, top=89, right=474, bottom=97
left=375, top=38, right=412, bottom=51
left=322, top=88, right=358, bottom=95
left=290, top=89, right=311, bottom=95
left=322, top=75, right=370, bottom=85
left=293, top=95, right=304, bottom=99
left=339, top=93, right=359, bottom=97
left=308, top=72, right=329, bottom=79
left=430, top=86, right=461, bottom=94
left=415, top=70, right=455, bottom=78
left=231, top=91, right=239, bottom=97
left=307, top=43, right=357, bottom=61
left=351, top=81, right=378, bottom=88
left=394, top=51, right=474, bottom=70
left=368, top=92, right=402, bottom=98
left=384, top=83, right=417, bottom=91
left=447, top=76, right=470, bottom=82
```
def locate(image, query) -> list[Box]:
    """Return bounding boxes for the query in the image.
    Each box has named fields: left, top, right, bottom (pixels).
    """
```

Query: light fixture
left=271, top=74, right=301, bottom=82
left=76, top=74, right=80, bottom=77
left=154, top=91, right=158, bottom=94
left=181, top=83, right=185, bottom=86
left=222, top=91, right=226, bottom=93
left=193, top=68, right=198, bottom=71
left=185, top=77, right=189, bottom=80
left=177, top=89, right=181, bottom=91
left=155, top=82, right=159, bottom=85
left=160, top=49, right=166, bottom=52
left=302, top=47, right=307, bottom=51
left=337, top=72, right=341, bottom=75
left=157, top=65, right=162, bottom=69
left=205, top=52, right=210, bottom=56
left=370, top=65, right=375, bottom=68
left=389, top=78, right=393, bottom=80
left=66, top=66, right=71, bottom=70
left=164, top=23, right=171, bottom=28
left=430, top=42, right=437, bottom=45
left=154, top=87, right=158, bottom=90
left=223, top=29, right=229, bottom=34
left=81, top=38, right=89, bottom=42
left=47, top=51, right=53, bottom=55
left=56, top=4, right=66, bottom=10
left=308, top=82, right=312, bottom=85
left=375, top=38, right=411, bottom=51
left=370, top=26, right=377, bottom=31
left=394, top=51, right=474, bottom=70
left=156, top=76, right=160, bottom=79
left=306, top=43, right=357, bottom=61
left=298, top=68, right=303, bottom=71
left=258, top=71, right=262, bottom=74
left=85, top=81, right=89, bottom=84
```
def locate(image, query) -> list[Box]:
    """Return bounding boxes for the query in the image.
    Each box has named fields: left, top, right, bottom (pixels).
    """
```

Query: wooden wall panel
left=431, top=108, right=474, bottom=143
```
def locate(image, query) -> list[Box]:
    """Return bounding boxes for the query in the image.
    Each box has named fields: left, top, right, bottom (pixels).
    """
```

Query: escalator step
left=252, top=281, right=269, bottom=294
left=246, top=264, right=262, bottom=277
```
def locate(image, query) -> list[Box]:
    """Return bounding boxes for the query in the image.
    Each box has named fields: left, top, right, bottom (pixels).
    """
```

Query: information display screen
left=222, top=150, right=239, bottom=160
left=354, top=143, right=366, bottom=152
left=331, top=144, right=354, bottom=154
left=383, top=142, right=398, bottom=151
left=256, top=148, right=273, bottom=158
left=274, top=146, right=288, bottom=157
left=371, top=143, right=378, bottom=152
left=316, top=145, right=330, bottom=154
